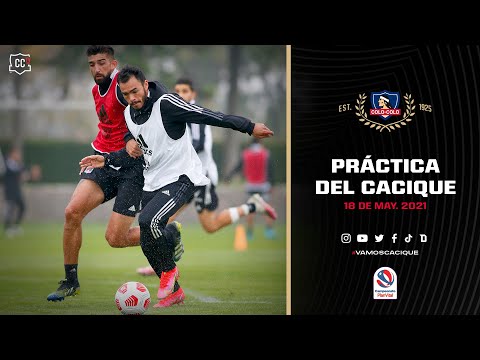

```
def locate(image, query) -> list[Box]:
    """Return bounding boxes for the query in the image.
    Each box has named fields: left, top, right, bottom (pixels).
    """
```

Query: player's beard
left=94, top=71, right=112, bottom=86
left=131, top=91, right=148, bottom=110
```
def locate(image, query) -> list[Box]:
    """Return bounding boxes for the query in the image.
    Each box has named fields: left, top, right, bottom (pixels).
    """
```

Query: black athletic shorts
left=187, top=181, right=219, bottom=213
left=141, top=175, right=195, bottom=229
left=80, top=151, right=144, bottom=217
left=4, top=188, right=23, bottom=203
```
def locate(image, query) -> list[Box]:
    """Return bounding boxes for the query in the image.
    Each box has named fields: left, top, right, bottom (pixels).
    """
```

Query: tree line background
left=0, top=45, right=286, bottom=183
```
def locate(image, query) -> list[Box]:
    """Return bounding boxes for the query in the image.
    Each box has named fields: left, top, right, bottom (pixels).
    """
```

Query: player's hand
left=79, top=155, right=105, bottom=175
left=252, top=123, right=274, bottom=138
left=126, top=139, right=143, bottom=158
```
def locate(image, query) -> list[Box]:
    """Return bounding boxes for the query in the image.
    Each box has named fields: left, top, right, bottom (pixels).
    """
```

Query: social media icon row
left=341, top=233, right=427, bottom=243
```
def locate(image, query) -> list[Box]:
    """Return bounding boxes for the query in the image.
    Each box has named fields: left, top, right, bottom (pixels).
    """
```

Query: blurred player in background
left=0, top=148, right=5, bottom=177
left=135, top=77, right=277, bottom=276
left=79, top=65, right=275, bottom=307
left=227, top=138, right=276, bottom=240
left=2, top=147, right=41, bottom=238
left=47, top=46, right=182, bottom=302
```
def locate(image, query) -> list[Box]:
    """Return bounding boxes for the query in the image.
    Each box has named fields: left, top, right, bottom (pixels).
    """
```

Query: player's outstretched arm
left=160, top=93, right=268, bottom=136
left=79, top=155, right=105, bottom=174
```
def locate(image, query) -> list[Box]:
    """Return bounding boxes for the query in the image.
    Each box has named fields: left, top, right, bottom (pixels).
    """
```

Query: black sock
left=248, top=203, right=256, bottom=213
left=65, top=264, right=78, bottom=284
left=173, top=281, right=180, bottom=292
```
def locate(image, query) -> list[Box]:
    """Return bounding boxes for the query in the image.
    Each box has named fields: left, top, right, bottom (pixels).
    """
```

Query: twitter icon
left=375, top=234, right=384, bottom=242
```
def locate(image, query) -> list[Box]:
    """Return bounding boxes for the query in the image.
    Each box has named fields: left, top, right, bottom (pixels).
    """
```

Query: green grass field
left=0, top=222, right=286, bottom=315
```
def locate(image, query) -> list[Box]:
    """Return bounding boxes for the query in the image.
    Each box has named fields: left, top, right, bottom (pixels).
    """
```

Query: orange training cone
left=234, top=225, right=248, bottom=251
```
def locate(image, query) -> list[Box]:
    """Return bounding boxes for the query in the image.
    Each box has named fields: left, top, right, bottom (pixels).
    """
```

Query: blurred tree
left=243, top=46, right=286, bottom=137
left=0, top=45, right=286, bottom=183
left=12, top=45, right=24, bottom=150
left=222, top=45, right=242, bottom=179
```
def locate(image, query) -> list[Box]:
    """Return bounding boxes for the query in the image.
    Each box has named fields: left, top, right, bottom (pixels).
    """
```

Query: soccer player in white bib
left=79, top=66, right=275, bottom=307
left=135, top=77, right=277, bottom=277
left=47, top=46, right=183, bottom=303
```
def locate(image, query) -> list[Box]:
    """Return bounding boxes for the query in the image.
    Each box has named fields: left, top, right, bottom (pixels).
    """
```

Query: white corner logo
left=373, top=267, right=397, bottom=300
left=9, top=53, right=31, bottom=75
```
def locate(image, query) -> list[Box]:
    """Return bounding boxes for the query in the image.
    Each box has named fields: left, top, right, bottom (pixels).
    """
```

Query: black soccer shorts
left=140, top=174, right=195, bottom=228
left=80, top=152, right=144, bottom=217
left=187, top=182, right=219, bottom=214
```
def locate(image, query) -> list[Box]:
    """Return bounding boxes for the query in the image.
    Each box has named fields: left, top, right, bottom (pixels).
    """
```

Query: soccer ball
left=114, top=281, right=151, bottom=315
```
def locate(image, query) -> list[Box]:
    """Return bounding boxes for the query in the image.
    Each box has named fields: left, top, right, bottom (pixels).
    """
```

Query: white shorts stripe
left=149, top=183, right=188, bottom=239
left=150, top=198, right=174, bottom=238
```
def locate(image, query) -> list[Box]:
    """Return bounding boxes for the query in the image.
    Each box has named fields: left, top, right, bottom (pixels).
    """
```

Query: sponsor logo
left=137, top=134, right=152, bottom=170
left=373, top=267, right=397, bottom=299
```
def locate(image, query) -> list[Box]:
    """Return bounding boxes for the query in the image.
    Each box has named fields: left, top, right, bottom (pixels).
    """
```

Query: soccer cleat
left=136, top=265, right=156, bottom=276
left=157, top=266, right=180, bottom=299
left=166, top=221, right=184, bottom=262
left=153, top=287, right=185, bottom=308
left=247, top=193, right=278, bottom=220
left=47, top=279, right=80, bottom=302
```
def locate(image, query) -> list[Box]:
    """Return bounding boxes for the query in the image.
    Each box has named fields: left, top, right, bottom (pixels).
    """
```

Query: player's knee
left=105, top=230, right=125, bottom=248
left=201, top=222, right=218, bottom=233
left=64, top=204, right=85, bottom=225
left=138, top=212, right=151, bottom=231
left=138, top=213, right=164, bottom=235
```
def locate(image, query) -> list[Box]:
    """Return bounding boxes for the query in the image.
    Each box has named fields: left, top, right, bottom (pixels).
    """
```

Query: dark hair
left=8, top=146, right=21, bottom=156
left=117, top=65, right=147, bottom=84
left=86, top=45, right=115, bottom=58
left=175, top=77, right=194, bottom=91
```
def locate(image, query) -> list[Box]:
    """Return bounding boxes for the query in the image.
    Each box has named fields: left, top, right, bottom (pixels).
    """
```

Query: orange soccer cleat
left=153, top=287, right=185, bottom=308
left=157, top=266, right=180, bottom=299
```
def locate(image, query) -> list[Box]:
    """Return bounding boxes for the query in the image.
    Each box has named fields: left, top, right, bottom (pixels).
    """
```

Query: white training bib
left=187, top=124, right=219, bottom=186
left=124, top=95, right=210, bottom=192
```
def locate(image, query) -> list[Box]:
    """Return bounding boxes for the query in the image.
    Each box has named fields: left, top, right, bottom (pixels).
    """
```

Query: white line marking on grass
left=183, top=288, right=220, bottom=303
left=0, top=276, right=275, bottom=304
left=183, top=288, right=272, bottom=304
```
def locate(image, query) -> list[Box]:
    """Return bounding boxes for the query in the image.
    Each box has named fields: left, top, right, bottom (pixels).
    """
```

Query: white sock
left=241, top=204, right=250, bottom=215
left=229, top=207, right=240, bottom=223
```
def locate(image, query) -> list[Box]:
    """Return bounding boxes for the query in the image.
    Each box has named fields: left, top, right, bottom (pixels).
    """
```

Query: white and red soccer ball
left=114, top=281, right=150, bottom=315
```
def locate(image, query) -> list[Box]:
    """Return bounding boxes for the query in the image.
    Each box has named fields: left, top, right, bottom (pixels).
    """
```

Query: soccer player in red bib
left=47, top=46, right=182, bottom=301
